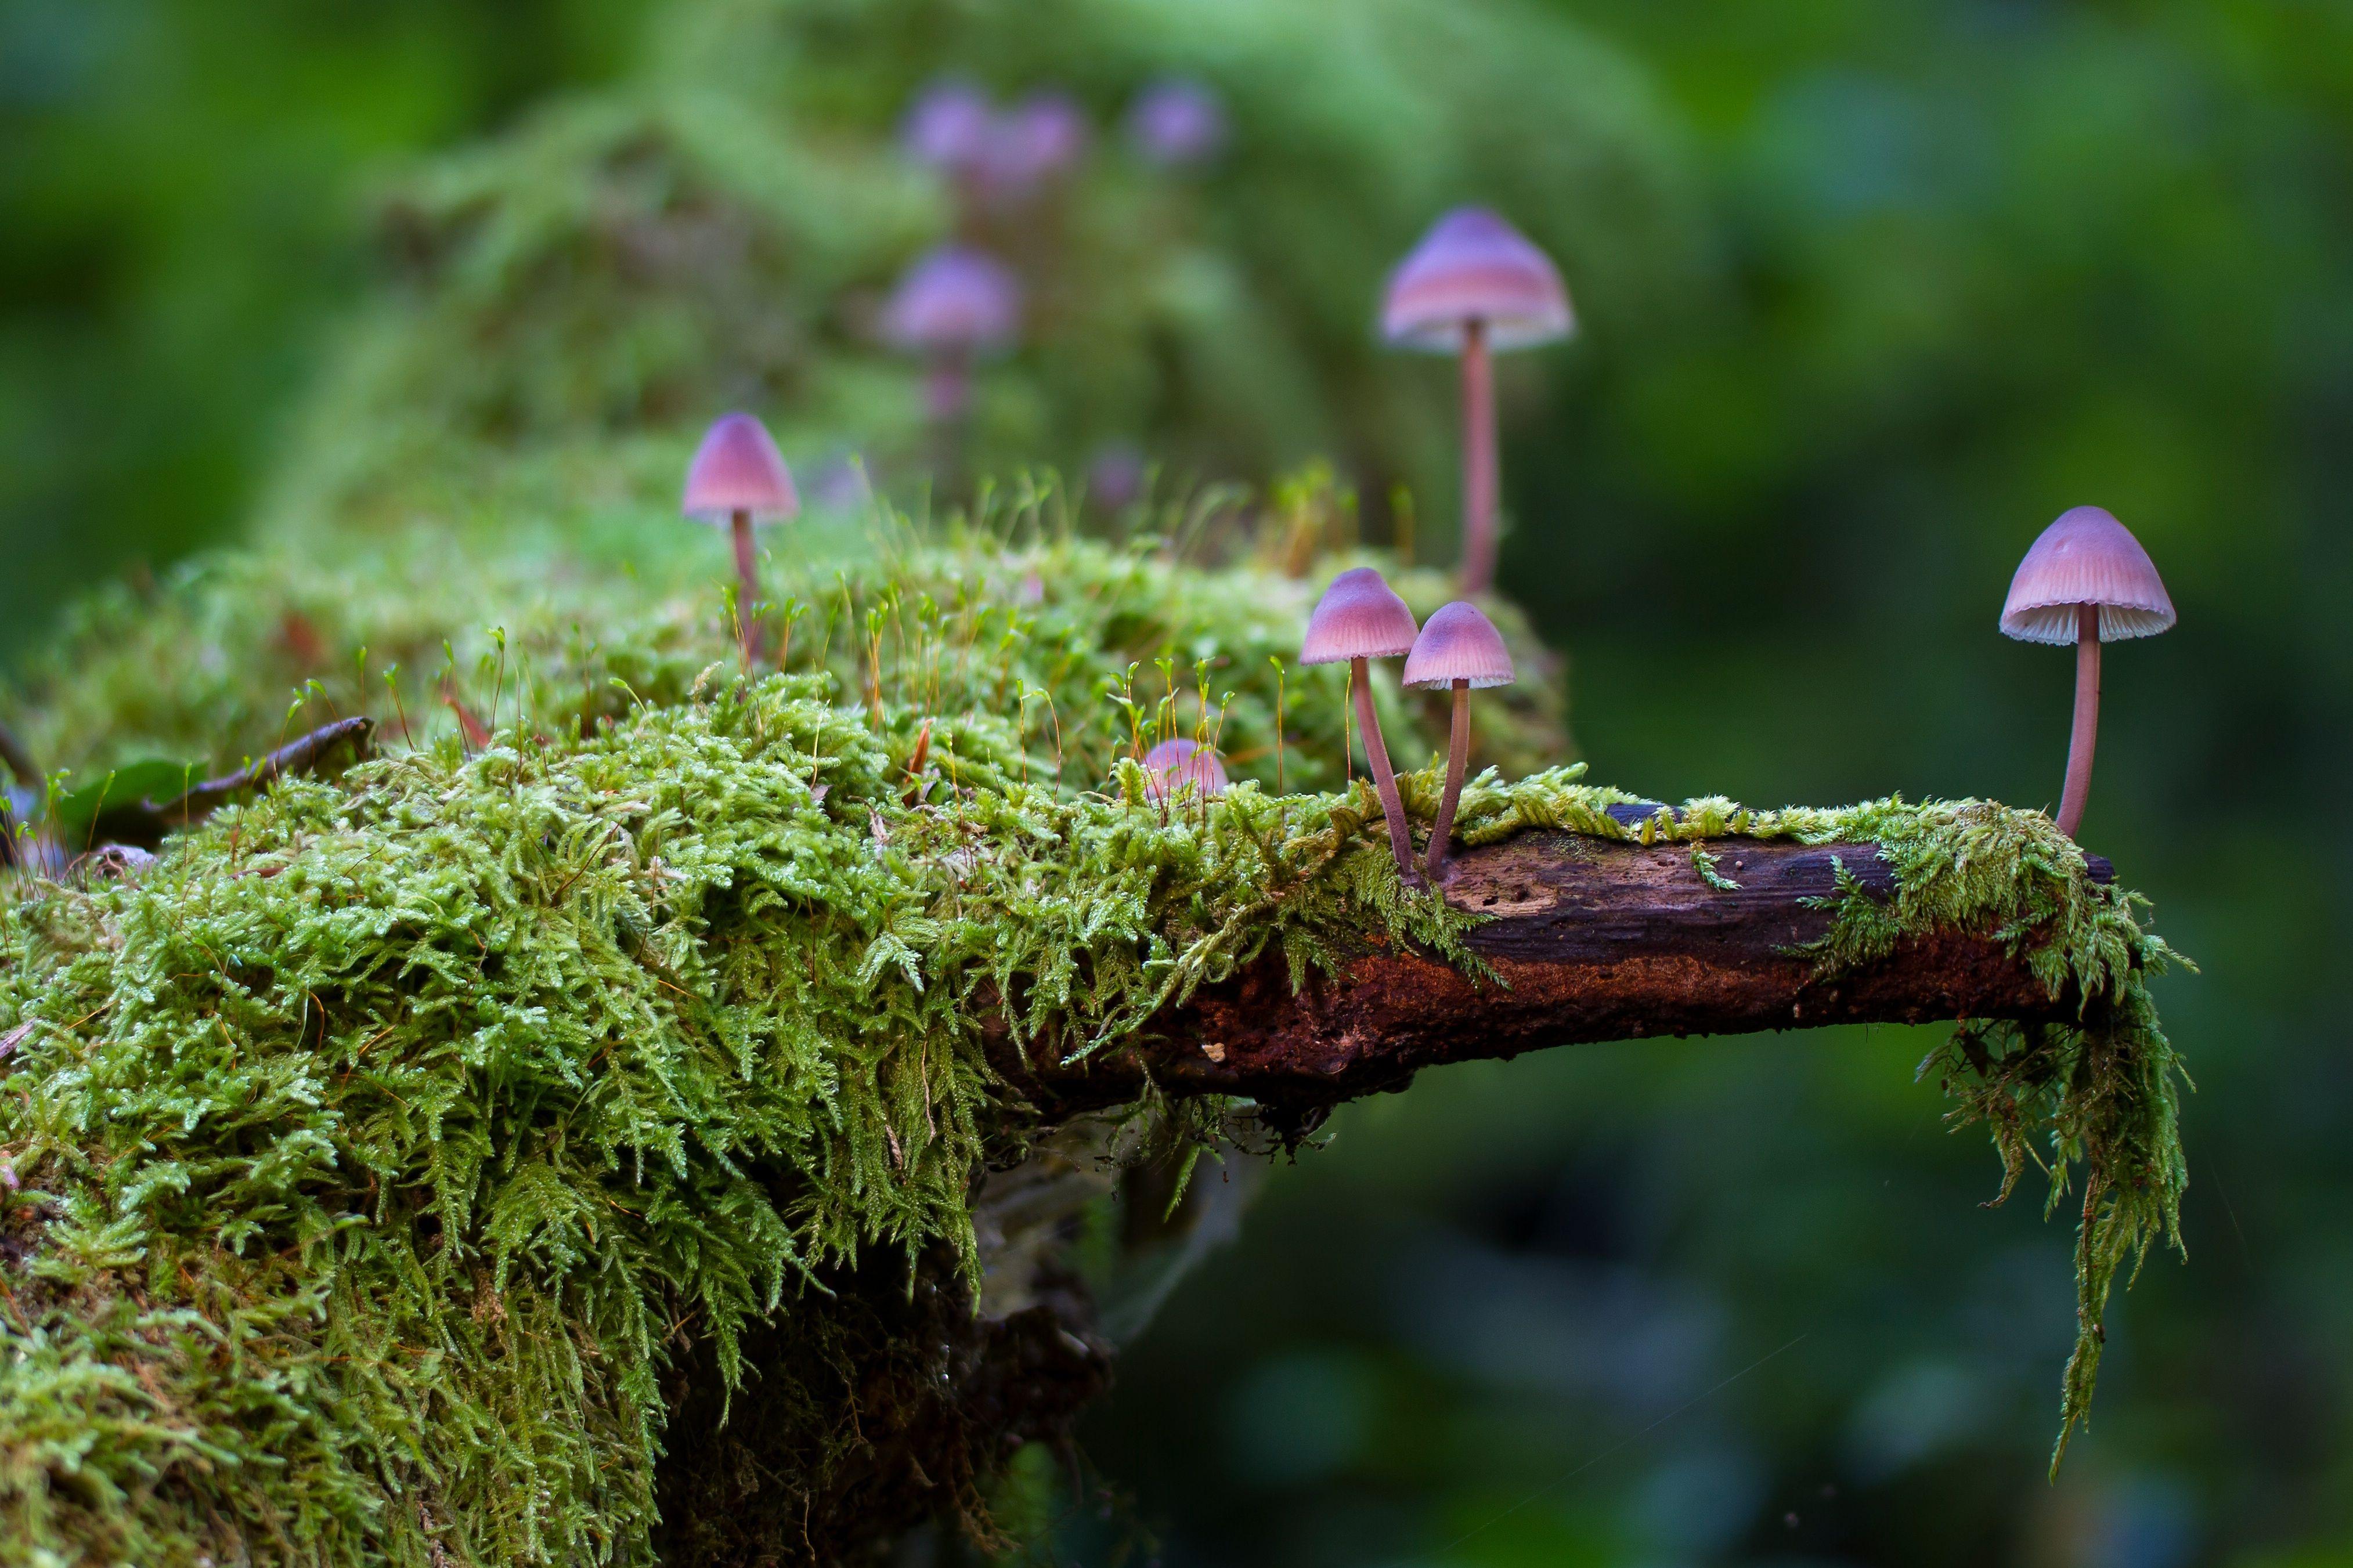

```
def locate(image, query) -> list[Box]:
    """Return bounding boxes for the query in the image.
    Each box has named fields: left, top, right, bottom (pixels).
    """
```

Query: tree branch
left=86, top=717, right=377, bottom=849
left=1000, top=830, right=2114, bottom=1118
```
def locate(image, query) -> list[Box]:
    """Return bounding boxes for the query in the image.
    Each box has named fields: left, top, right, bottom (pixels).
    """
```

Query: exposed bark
left=651, top=1245, right=1109, bottom=1568
left=998, top=829, right=2115, bottom=1120
left=84, top=717, right=375, bottom=850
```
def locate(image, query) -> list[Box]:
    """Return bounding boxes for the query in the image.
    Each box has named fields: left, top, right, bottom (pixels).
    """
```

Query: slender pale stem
left=928, top=353, right=971, bottom=495
left=1351, top=655, right=1419, bottom=883
left=2056, top=603, right=2101, bottom=839
left=1427, top=681, right=1471, bottom=883
left=731, top=510, right=762, bottom=666
left=1460, top=318, right=1498, bottom=595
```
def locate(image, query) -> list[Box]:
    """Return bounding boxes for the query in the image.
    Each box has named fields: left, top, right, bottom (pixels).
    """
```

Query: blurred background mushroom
left=877, top=244, right=1022, bottom=487
left=681, top=412, right=798, bottom=664
left=1127, top=76, right=1228, bottom=168
left=981, top=91, right=1089, bottom=208
left=900, top=75, right=995, bottom=180
left=1383, top=208, right=1574, bottom=595
left=1999, top=505, right=2175, bottom=840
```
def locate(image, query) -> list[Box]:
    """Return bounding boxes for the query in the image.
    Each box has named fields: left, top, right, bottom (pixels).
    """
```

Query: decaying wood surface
left=999, top=830, right=2115, bottom=1117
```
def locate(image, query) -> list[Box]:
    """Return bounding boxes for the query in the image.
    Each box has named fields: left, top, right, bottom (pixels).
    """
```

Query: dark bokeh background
left=5, top=2, right=2348, bottom=1565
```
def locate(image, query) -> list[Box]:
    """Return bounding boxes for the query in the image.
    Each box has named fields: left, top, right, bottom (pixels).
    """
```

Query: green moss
left=2, top=581, right=2186, bottom=1561
left=0, top=0, right=2189, bottom=1547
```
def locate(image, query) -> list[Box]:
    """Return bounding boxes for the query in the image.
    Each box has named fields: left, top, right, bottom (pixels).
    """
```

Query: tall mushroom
left=2000, top=505, right=2176, bottom=840
left=1301, top=567, right=1421, bottom=881
left=683, top=412, right=799, bottom=664
left=1402, top=601, right=1514, bottom=883
left=1381, top=208, right=1572, bottom=596
left=880, top=244, right=1022, bottom=477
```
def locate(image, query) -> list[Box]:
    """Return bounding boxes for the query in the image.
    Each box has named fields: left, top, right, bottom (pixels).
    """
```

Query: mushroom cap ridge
left=683, top=413, right=799, bottom=522
left=1383, top=207, right=1573, bottom=353
left=1300, top=567, right=1419, bottom=664
left=1403, top=600, right=1515, bottom=688
left=2000, top=505, right=2176, bottom=644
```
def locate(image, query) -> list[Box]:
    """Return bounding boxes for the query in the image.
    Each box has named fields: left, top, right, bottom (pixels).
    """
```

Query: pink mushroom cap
left=1402, top=601, right=1515, bottom=688
left=1383, top=207, right=1574, bottom=352
left=903, top=78, right=995, bottom=173
left=2000, top=505, right=2177, bottom=645
left=682, top=413, right=799, bottom=523
left=980, top=92, right=1089, bottom=196
left=1128, top=77, right=1228, bottom=166
left=1300, top=566, right=1419, bottom=664
left=880, top=244, right=1023, bottom=356
left=1142, top=738, right=1228, bottom=800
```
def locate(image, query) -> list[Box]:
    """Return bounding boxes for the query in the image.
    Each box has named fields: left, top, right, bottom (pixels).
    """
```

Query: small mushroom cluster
left=1301, top=567, right=1514, bottom=886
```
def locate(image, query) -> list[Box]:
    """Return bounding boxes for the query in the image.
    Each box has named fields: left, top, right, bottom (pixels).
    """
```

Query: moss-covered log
left=1009, top=832, right=2123, bottom=1117
left=0, top=592, right=2188, bottom=1565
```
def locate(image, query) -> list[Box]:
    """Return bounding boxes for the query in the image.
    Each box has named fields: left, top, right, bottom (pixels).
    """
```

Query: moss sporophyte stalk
left=0, top=533, right=2185, bottom=1562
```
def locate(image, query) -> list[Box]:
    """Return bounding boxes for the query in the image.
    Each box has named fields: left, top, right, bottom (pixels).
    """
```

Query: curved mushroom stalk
left=1428, top=680, right=1472, bottom=881
left=1349, top=656, right=1419, bottom=881
left=1402, top=599, right=1515, bottom=881
left=1300, top=567, right=1422, bottom=884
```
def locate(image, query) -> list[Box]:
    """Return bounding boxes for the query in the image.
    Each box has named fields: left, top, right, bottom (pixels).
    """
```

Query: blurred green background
left=3, top=1, right=2348, bottom=1565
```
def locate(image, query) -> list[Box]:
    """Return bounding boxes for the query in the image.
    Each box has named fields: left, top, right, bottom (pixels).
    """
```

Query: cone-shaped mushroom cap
left=2000, top=506, right=2177, bottom=644
left=1403, top=601, right=1515, bottom=688
left=1128, top=77, right=1228, bottom=166
left=682, top=413, right=799, bottom=522
left=880, top=245, right=1022, bottom=356
left=1300, top=567, right=1419, bottom=664
left=1383, top=207, right=1574, bottom=352
left=1142, top=738, right=1228, bottom=800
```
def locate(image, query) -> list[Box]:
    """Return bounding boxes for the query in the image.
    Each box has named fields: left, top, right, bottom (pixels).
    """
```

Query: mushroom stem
left=2056, top=603, right=2101, bottom=839
left=1427, top=680, right=1471, bottom=883
left=1349, top=655, right=1419, bottom=882
left=1459, top=317, right=1498, bottom=595
left=926, top=355, right=971, bottom=493
left=730, top=509, right=763, bottom=665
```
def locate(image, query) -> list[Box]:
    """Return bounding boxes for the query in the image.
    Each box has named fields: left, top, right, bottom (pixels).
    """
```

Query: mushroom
left=880, top=244, right=1023, bottom=438
left=1128, top=77, right=1228, bottom=168
left=1301, top=567, right=1421, bottom=881
left=1402, top=601, right=1514, bottom=883
left=901, top=77, right=995, bottom=178
left=1142, top=738, right=1228, bottom=804
left=979, top=91, right=1089, bottom=205
left=1382, top=208, right=1572, bottom=595
left=683, top=412, right=799, bottom=664
left=2000, top=505, right=2176, bottom=840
